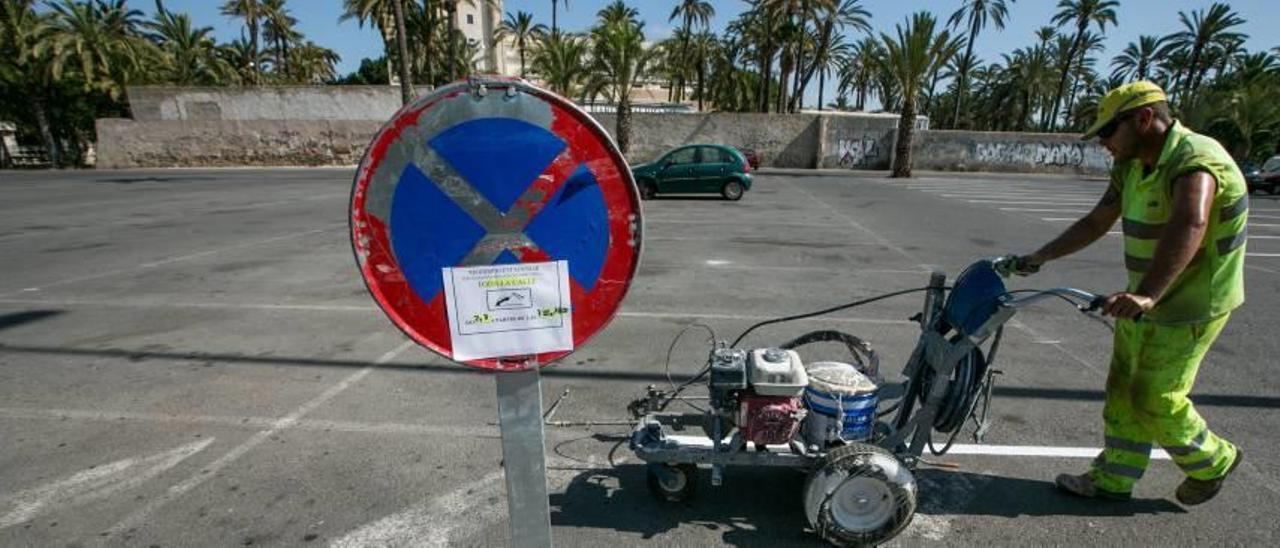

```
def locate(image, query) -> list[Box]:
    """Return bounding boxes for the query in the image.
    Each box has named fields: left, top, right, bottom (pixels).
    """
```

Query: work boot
left=1175, top=448, right=1243, bottom=506
left=1055, top=472, right=1132, bottom=501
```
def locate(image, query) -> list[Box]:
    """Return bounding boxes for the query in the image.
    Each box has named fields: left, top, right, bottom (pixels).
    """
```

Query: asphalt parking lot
left=1, top=167, right=1278, bottom=546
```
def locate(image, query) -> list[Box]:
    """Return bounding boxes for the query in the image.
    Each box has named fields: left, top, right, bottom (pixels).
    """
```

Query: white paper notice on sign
left=441, top=261, right=574, bottom=362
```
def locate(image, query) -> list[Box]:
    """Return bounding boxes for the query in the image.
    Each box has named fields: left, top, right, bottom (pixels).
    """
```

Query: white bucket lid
left=806, top=361, right=876, bottom=395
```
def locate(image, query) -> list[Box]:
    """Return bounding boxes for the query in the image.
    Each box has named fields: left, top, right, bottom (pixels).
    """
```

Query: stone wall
left=97, top=86, right=1112, bottom=174
left=95, top=118, right=383, bottom=168
left=592, top=112, right=822, bottom=167
left=127, top=86, right=405, bottom=121
left=910, top=130, right=1111, bottom=176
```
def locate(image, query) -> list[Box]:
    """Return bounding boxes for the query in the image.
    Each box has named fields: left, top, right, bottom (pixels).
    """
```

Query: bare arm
left=1102, top=171, right=1215, bottom=318
left=1028, top=185, right=1122, bottom=265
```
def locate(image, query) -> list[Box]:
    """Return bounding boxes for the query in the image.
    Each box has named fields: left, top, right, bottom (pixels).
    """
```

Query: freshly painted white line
left=1246, top=253, right=1280, bottom=257
left=968, top=199, right=1097, bottom=205
left=330, top=470, right=507, bottom=548
left=0, top=439, right=214, bottom=529
left=940, top=193, right=1098, bottom=200
left=1247, top=214, right=1280, bottom=220
left=645, top=218, right=838, bottom=228
left=999, top=208, right=1091, bottom=213
left=705, top=259, right=732, bottom=265
left=619, top=311, right=915, bottom=325
left=946, top=444, right=1172, bottom=460
left=1042, top=218, right=1079, bottom=222
left=106, top=338, right=415, bottom=538
left=1007, top=319, right=1102, bottom=375
left=1248, top=235, right=1280, bottom=239
left=1248, top=223, right=1280, bottom=228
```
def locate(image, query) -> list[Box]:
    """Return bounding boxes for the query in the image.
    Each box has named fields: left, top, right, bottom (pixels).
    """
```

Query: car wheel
left=721, top=180, right=744, bottom=201
left=639, top=180, right=656, bottom=200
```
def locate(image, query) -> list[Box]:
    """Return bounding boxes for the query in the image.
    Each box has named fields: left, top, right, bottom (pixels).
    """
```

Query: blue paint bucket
left=802, top=362, right=879, bottom=443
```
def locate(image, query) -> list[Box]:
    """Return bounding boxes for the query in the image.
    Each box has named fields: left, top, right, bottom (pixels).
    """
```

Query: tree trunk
left=617, top=94, right=632, bottom=155
left=249, top=5, right=260, bottom=85
left=891, top=97, right=916, bottom=178
left=952, top=29, right=977, bottom=128
left=551, top=1, right=557, bottom=35
left=423, top=1, right=435, bottom=87
left=758, top=39, right=773, bottom=113
left=1187, top=44, right=1204, bottom=98
left=817, top=67, right=825, bottom=111
left=392, top=0, right=413, bottom=104
left=518, top=41, right=525, bottom=78
left=1048, top=26, right=1084, bottom=131
left=447, top=5, right=457, bottom=80
left=30, top=91, right=61, bottom=168
left=697, top=60, right=705, bottom=112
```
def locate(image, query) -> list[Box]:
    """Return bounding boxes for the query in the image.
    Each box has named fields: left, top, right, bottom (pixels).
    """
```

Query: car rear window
left=1264, top=157, right=1280, bottom=172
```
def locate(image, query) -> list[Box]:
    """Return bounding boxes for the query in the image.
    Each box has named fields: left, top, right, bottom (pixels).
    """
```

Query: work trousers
left=1090, top=314, right=1239, bottom=494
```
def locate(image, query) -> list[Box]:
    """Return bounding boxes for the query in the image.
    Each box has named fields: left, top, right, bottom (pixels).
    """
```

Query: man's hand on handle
left=994, top=254, right=1042, bottom=277
left=1101, top=292, right=1155, bottom=320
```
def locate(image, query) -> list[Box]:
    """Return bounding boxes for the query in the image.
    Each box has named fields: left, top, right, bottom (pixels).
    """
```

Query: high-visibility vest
left=1113, top=121, right=1247, bottom=323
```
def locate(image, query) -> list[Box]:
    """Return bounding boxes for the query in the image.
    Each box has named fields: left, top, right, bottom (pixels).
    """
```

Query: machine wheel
left=647, top=463, right=697, bottom=502
left=639, top=180, right=657, bottom=200
left=803, top=443, right=916, bottom=547
left=721, top=180, right=745, bottom=201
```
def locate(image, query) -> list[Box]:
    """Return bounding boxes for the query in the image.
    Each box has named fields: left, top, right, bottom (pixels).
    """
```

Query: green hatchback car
left=631, top=144, right=754, bottom=200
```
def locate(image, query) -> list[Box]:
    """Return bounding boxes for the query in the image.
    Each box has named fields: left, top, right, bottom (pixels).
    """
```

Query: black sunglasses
left=1097, top=110, right=1136, bottom=139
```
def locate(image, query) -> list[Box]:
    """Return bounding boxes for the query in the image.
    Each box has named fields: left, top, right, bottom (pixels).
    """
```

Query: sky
left=133, top=0, right=1277, bottom=104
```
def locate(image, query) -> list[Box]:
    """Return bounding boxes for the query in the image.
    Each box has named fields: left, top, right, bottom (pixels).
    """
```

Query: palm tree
left=549, top=0, right=569, bottom=36
left=390, top=0, right=412, bottom=102
left=1047, top=0, right=1118, bottom=131
left=1110, top=35, right=1164, bottom=81
left=668, top=0, right=714, bottom=107
left=46, top=0, right=149, bottom=100
left=1166, top=2, right=1246, bottom=99
left=530, top=30, right=587, bottom=98
left=947, top=0, right=1014, bottom=128
left=340, top=0, right=398, bottom=85
left=220, top=0, right=261, bottom=84
left=494, top=10, right=544, bottom=78
left=291, top=41, right=341, bottom=83
left=1218, top=83, right=1280, bottom=160
left=878, top=12, right=955, bottom=177
left=793, top=0, right=870, bottom=113
left=689, top=30, right=718, bottom=111
left=589, top=3, right=650, bottom=155
left=1, top=0, right=61, bottom=166
left=259, top=0, right=299, bottom=81
left=147, top=1, right=235, bottom=86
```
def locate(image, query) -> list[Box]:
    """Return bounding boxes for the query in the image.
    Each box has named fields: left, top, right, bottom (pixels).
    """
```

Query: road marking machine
left=627, top=258, right=1114, bottom=546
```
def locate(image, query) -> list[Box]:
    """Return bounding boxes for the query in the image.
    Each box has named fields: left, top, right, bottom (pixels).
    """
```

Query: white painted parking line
left=968, top=200, right=1097, bottom=205
left=1246, top=253, right=1280, bottom=257
left=785, top=181, right=933, bottom=269
left=1247, top=214, right=1280, bottom=220
left=939, top=193, right=1098, bottom=199
left=1248, top=235, right=1280, bottom=239
left=1041, top=218, right=1078, bottom=222
left=1248, top=223, right=1280, bottom=228
left=619, top=311, right=915, bottom=325
left=644, top=218, right=838, bottom=228
left=105, top=338, right=415, bottom=538
left=946, top=444, right=1171, bottom=460
left=999, top=208, right=1091, bottom=213
left=0, top=439, right=214, bottom=529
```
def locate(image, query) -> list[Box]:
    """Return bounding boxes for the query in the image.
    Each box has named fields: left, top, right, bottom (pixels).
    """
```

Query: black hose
left=730, top=286, right=934, bottom=348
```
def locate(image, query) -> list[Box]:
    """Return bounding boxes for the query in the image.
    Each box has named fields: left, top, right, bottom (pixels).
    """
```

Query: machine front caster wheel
left=803, top=443, right=916, bottom=547
left=647, top=463, right=697, bottom=502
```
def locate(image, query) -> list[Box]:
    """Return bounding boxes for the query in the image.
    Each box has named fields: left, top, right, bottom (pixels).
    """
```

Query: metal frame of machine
left=628, top=259, right=1110, bottom=546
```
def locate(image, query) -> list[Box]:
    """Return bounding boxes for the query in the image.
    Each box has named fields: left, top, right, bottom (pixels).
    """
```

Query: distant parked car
left=734, top=146, right=761, bottom=169
left=1249, top=155, right=1280, bottom=194
left=631, top=144, right=754, bottom=201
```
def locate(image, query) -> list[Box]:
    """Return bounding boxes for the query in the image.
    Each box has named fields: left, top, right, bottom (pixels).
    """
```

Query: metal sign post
left=351, top=77, right=642, bottom=547
left=496, top=368, right=552, bottom=546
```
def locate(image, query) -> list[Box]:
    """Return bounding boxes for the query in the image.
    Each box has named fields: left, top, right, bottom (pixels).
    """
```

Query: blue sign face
left=388, top=117, right=610, bottom=306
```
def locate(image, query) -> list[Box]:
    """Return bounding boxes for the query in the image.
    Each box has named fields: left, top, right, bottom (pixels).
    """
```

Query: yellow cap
left=1081, top=81, right=1168, bottom=140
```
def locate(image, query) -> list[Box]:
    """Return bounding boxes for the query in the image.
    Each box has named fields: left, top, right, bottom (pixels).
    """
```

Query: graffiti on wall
left=838, top=137, right=881, bottom=168
left=974, top=141, right=1111, bottom=171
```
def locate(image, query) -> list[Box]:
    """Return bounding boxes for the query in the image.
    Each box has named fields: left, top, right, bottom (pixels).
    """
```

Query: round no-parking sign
left=350, top=78, right=642, bottom=371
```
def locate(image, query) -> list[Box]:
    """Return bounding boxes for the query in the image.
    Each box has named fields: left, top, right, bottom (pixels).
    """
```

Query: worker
left=997, top=81, right=1245, bottom=505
